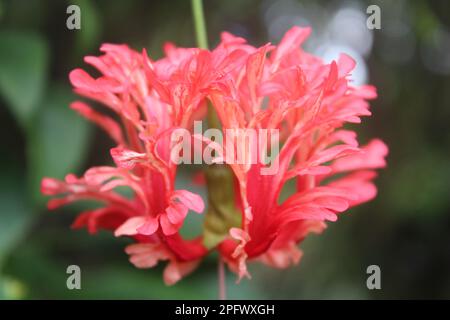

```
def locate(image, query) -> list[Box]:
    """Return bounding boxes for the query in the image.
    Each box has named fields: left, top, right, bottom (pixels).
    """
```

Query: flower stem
left=218, top=257, right=227, bottom=300
left=191, top=0, right=209, bottom=50
left=191, top=0, right=230, bottom=301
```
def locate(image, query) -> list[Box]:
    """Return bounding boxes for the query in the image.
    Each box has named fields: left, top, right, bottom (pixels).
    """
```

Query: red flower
left=206, top=27, right=388, bottom=280
left=42, top=27, right=388, bottom=284
left=42, top=44, right=213, bottom=284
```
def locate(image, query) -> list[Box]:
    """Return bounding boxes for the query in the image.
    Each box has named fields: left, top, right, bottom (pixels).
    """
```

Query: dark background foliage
left=0, top=0, right=449, bottom=299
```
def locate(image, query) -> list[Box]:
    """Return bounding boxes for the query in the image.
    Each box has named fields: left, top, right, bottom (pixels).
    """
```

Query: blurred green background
left=0, top=0, right=449, bottom=299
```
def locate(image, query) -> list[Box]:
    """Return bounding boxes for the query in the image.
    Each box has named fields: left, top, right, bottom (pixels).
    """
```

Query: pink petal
left=71, top=101, right=124, bottom=145
left=337, top=53, right=356, bottom=77
left=172, top=190, right=204, bottom=213
left=272, top=26, right=312, bottom=65
left=329, top=170, right=378, bottom=207
left=283, top=206, right=338, bottom=222
left=353, top=85, right=377, bottom=99
left=110, top=147, right=147, bottom=170
left=159, top=214, right=180, bottom=236
left=166, top=203, right=188, bottom=225
left=114, top=217, right=146, bottom=236
left=296, top=166, right=332, bottom=176
left=309, top=145, right=360, bottom=166
left=163, top=260, right=199, bottom=285
left=136, top=217, right=159, bottom=235
left=332, top=139, right=388, bottom=172
left=41, top=177, right=65, bottom=195
left=125, top=243, right=170, bottom=269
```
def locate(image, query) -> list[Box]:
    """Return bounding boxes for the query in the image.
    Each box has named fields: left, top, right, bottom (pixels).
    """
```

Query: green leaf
left=74, top=0, right=102, bottom=52
left=385, top=151, right=450, bottom=219
left=0, top=31, right=48, bottom=128
left=27, top=85, right=91, bottom=206
left=0, top=167, right=32, bottom=268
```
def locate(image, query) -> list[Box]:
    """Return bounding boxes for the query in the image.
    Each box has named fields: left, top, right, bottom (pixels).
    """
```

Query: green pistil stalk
left=191, top=0, right=209, bottom=50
